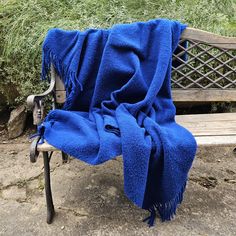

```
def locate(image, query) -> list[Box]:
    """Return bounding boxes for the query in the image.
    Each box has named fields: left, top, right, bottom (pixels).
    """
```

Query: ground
left=0, top=130, right=236, bottom=236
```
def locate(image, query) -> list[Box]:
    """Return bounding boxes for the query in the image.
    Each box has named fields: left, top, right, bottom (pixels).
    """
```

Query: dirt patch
left=189, top=176, right=218, bottom=189
left=0, top=132, right=236, bottom=235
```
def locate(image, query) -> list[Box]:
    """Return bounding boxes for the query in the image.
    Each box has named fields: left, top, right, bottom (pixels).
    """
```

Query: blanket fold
left=39, top=19, right=197, bottom=226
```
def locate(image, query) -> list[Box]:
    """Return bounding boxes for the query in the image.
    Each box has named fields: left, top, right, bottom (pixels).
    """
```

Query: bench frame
left=27, top=27, right=236, bottom=224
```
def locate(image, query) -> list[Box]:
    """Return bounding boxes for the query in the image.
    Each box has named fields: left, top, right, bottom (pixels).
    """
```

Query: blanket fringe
left=143, top=182, right=187, bottom=227
left=29, top=123, right=45, bottom=144
left=41, top=45, right=83, bottom=110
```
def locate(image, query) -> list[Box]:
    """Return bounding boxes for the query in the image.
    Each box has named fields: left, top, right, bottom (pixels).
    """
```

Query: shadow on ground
left=0, top=134, right=236, bottom=236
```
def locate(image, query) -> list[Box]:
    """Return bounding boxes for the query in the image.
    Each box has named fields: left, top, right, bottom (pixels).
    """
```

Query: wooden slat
left=176, top=112, right=236, bottom=122
left=176, top=112, right=236, bottom=136
left=195, top=135, right=236, bottom=147
left=183, top=124, right=236, bottom=136
left=37, top=135, right=236, bottom=152
left=181, top=28, right=236, bottom=49
left=37, top=112, right=236, bottom=152
left=172, top=89, right=236, bottom=102
left=55, top=88, right=236, bottom=103
left=55, top=74, right=65, bottom=91
left=37, top=142, right=57, bottom=152
left=55, top=73, right=66, bottom=103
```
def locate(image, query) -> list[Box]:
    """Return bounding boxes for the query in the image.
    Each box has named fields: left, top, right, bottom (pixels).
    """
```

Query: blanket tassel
left=143, top=182, right=187, bottom=227
left=41, top=46, right=83, bottom=110
left=143, top=206, right=156, bottom=227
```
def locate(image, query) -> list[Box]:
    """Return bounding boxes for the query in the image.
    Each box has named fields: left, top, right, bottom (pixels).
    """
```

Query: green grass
left=0, top=0, right=235, bottom=106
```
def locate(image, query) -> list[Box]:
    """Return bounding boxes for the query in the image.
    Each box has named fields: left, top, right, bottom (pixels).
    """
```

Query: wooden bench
left=27, top=27, right=236, bottom=224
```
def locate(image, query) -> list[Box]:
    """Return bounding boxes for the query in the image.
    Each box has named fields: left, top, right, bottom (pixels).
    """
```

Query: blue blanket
left=39, top=19, right=197, bottom=226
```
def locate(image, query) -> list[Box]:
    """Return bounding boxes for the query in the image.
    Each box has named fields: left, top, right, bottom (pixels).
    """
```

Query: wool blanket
left=39, top=19, right=197, bottom=226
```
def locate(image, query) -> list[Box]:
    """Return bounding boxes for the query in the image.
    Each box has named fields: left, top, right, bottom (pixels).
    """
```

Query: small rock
left=197, top=198, right=203, bottom=202
left=192, top=212, right=200, bottom=216
left=85, top=184, right=92, bottom=190
left=224, top=178, right=236, bottom=184
left=61, top=226, right=65, bottom=230
left=9, top=150, right=17, bottom=155
left=107, top=186, right=117, bottom=197
left=7, top=105, right=27, bottom=139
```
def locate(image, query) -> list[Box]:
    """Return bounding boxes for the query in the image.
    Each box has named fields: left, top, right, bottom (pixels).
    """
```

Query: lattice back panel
left=172, top=39, right=236, bottom=89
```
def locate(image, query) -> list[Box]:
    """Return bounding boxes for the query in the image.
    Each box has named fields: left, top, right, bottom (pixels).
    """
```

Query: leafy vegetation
left=0, top=0, right=235, bottom=107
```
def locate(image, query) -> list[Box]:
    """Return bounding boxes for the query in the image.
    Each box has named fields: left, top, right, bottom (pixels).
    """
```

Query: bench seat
left=27, top=27, right=236, bottom=224
left=36, top=112, right=236, bottom=152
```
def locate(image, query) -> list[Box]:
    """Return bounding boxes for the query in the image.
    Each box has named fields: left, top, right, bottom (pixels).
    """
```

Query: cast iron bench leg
left=43, top=151, right=55, bottom=224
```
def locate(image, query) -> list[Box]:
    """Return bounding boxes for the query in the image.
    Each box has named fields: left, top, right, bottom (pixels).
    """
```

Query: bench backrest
left=172, top=28, right=236, bottom=102
left=54, top=28, right=236, bottom=104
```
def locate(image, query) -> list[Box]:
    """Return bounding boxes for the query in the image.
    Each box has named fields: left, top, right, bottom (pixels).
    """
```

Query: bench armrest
left=26, top=77, right=55, bottom=108
left=27, top=65, right=56, bottom=125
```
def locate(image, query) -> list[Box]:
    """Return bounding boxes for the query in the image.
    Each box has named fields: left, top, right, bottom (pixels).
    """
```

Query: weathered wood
left=181, top=28, right=236, bottom=49
left=194, top=135, right=236, bottom=147
left=176, top=112, right=236, bottom=121
left=37, top=112, right=236, bottom=152
left=38, top=142, right=57, bottom=152
left=37, top=135, right=236, bottom=152
left=55, top=90, right=66, bottom=104
left=176, top=112, right=236, bottom=136
left=55, top=73, right=65, bottom=91
left=55, top=70, right=66, bottom=104
left=172, top=89, right=236, bottom=102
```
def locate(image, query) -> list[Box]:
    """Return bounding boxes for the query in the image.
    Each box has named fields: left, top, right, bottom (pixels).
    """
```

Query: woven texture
left=39, top=19, right=197, bottom=226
